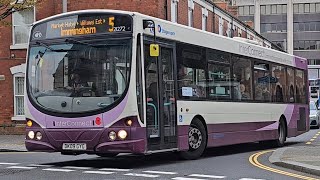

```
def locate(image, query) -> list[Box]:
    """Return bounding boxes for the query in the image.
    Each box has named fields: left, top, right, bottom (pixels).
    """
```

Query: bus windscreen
left=30, top=13, right=132, bottom=40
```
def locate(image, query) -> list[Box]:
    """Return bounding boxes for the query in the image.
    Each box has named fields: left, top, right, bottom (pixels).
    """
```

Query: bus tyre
left=180, top=119, right=207, bottom=160
left=273, top=120, right=286, bottom=147
left=96, top=153, right=119, bottom=158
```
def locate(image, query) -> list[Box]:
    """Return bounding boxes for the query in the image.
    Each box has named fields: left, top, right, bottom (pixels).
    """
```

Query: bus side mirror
left=150, top=44, right=159, bottom=57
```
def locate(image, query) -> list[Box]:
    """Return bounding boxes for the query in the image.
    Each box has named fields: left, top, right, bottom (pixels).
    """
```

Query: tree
left=0, top=0, right=38, bottom=23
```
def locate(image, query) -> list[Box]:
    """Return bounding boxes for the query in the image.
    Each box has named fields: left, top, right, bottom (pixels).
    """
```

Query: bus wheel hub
left=189, top=128, right=202, bottom=149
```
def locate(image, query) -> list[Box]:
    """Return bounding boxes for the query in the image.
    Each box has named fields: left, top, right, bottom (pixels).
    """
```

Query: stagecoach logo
left=33, top=31, right=43, bottom=39
left=150, top=25, right=175, bottom=36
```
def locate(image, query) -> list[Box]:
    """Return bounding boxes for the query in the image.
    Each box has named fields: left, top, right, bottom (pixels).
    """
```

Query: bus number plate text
left=62, top=143, right=87, bottom=150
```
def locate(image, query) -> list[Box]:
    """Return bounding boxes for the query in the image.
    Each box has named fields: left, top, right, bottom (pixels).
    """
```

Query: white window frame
left=10, top=64, right=26, bottom=121
left=11, top=6, right=36, bottom=50
left=219, top=16, right=223, bottom=35
left=188, top=0, right=194, bottom=27
left=202, top=8, right=208, bottom=31
left=171, top=0, right=179, bottom=23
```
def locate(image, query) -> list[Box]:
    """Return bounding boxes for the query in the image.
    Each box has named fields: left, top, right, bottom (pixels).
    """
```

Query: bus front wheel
left=180, top=119, right=207, bottom=160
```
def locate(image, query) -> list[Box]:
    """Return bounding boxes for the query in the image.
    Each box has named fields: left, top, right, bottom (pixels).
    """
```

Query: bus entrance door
left=145, top=43, right=177, bottom=151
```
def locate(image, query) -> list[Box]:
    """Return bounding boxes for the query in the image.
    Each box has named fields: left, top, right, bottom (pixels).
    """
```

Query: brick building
left=0, top=0, right=278, bottom=134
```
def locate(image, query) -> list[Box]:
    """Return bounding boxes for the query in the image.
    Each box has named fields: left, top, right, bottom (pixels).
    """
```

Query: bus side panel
left=177, top=101, right=308, bottom=150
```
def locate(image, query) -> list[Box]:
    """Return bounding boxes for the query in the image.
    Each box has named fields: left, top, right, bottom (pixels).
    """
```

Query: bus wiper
left=35, top=41, right=78, bottom=52
left=65, top=39, right=95, bottom=47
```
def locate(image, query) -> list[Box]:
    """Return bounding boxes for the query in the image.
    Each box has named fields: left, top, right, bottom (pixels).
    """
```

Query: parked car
left=310, top=101, right=320, bottom=129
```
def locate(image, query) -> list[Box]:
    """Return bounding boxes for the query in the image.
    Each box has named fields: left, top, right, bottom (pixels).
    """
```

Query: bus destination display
left=31, top=14, right=132, bottom=40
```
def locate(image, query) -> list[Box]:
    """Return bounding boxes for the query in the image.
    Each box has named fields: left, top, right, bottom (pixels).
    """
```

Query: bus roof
left=32, top=9, right=308, bottom=70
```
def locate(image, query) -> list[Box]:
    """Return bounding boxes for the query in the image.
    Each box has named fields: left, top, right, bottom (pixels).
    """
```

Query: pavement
left=0, top=135, right=27, bottom=152
left=270, top=145, right=320, bottom=177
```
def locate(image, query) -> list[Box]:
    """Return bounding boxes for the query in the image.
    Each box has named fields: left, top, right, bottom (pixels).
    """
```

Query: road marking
left=124, top=173, right=159, bottom=178
left=313, top=136, right=317, bottom=139
left=7, top=166, right=37, bottom=170
left=99, top=168, right=131, bottom=171
left=28, top=164, right=53, bottom=167
left=43, top=168, right=75, bottom=172
left=172, top=177, right=206, bottom=180
left=249, top=150, right=319, bottom=180
left=0, top=152, right=36, bottom=155
left=62, top=166, right=91, bottom=170
left=83, top=171, right=114, bottom=175
left=0, top=162, right=20, bottom=165
left=189, top=174, right=226, bottom=178
left=239, top=178, right=266, bottom=180
left=143, top=170, right=178, bottom=175
left=310, top=139, right=315, bottom=141
left=306, top=142, right=312, bottom=144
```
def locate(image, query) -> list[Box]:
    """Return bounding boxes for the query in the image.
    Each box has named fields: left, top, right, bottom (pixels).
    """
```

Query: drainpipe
left=63, top=0, right=67, bottom=13
left=164, top=0, right=168, bottom=20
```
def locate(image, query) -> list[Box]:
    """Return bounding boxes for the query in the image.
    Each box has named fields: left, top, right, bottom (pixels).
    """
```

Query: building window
left=305, top=3, right=310, bottom=13
left=202, top=8, right=208, bottom=31
left=188, top=0, right=194, bottom=27
left=171, top=0, right=179, bottom=23
left=293, top=4, right=299, bottom=13
left=249, top=6, right=255, bottom=15
left=271, top=5, right=277, bottom=14
left=243, top=6, right=249, bottom=15
left=310, top=3, right=316, bottom=13
left=266, top=5, right=271, bottom=14
left=12, top=7, right=35, bottom=46
left=317, top=3, right=320, bottom=12
left=14, top=76, right=25, bottom=116
left=299, top=4, right=304, bottom=13
left=260, top=5, right=266, bottom=15
left=283, top=5, right=287, bottom=14
left=239, top=6, right=244, bottom=15
left=10, top=64, right=26, bottom=121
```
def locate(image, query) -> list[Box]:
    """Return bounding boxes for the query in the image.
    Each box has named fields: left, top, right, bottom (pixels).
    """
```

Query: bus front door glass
left=145, top=43, right=177, bottom=150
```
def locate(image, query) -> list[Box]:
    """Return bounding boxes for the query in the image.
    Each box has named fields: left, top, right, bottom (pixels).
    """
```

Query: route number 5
left=109, top=17, right=114, bottom=32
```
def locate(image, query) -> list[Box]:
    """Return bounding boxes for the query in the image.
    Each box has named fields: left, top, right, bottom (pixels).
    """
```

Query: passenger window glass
left=232, top=56, right=252, bottom=101
left=295, top=69, right=306, bottom=104
left=177, top=43, right=206, bottom=99
left=254, top=62, right=271, bottom=102
left=271, top=65, right=286, bottom=103
left=287, top=68, right=295, bottom=103
left=208, top=64, right=231, bottom=99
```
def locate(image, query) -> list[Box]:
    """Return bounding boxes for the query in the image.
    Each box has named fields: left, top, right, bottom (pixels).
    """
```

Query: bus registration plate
left=62, top=143, right=87, bottom=150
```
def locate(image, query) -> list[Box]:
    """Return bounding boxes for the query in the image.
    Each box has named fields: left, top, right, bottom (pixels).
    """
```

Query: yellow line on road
left=249, top=150, right=319, bottom=180
left=310, top=139, right=315, bottom=141
left=306, top=142, right=312, bottom=144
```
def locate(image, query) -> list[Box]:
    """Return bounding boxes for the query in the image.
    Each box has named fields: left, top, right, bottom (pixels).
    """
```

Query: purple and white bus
left=25, top=9, right=309, bottom=159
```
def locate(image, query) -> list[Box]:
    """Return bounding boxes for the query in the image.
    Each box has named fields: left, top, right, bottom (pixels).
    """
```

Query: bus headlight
left=118, top=130, right=127, bottom=140
left=28, top=131, right=35, bottom=139
left=109, top=131, right=116, bottom=141
left=36, top=132, right=42, bottom=140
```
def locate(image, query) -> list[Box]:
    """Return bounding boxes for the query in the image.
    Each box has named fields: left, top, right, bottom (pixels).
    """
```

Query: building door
left=144, top=41, right=177, bottom=151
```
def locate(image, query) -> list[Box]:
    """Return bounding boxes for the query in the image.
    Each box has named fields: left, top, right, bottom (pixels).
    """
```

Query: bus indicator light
left=27, top=120, right=33, bottom=127
left=95, top=117, right=101, bottom=125
left=126, top=119, right=133, bottom=126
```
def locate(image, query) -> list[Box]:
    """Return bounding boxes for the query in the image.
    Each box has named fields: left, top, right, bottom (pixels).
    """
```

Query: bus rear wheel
left=180, top=119, right=207, bottom=160
left=272, top=120, right=286, bottom=147
left=96, top=153, right=119, bottom=158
